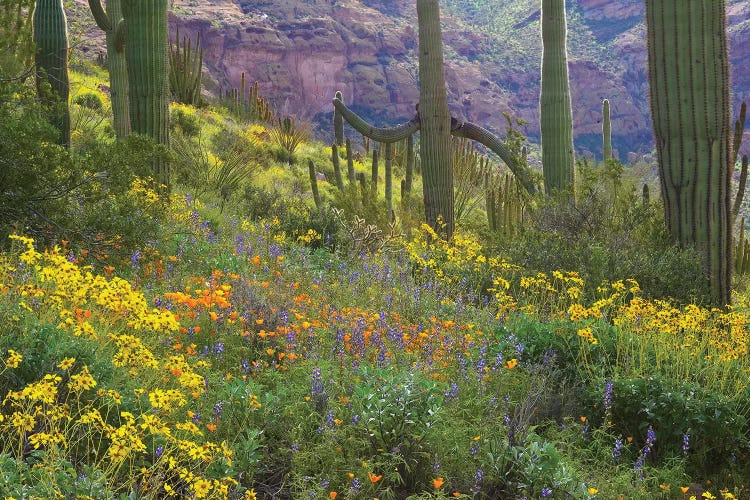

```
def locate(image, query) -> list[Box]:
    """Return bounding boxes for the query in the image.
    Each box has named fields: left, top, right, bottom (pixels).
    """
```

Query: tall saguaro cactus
left=122, top=0, right=170, bottom=185
left=417, top=0, right=454, bottom=238
left=540, top=0, right=575, bottom=196
left=646, top=0, right=732, bottom=305
left=88, top=0, right=130, bottom=138
left=602, top=99, right=612, bottom=161
left=33, top=0, right=70, bottom=147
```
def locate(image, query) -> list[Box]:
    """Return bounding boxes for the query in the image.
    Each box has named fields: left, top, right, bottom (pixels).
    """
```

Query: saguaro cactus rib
left=646, top=0, right=732, bottom=305
left=88, top=0, right=130, bottom=139
left=540, top=0, right=575, bottom=195
left=122, top=0, right=170, bottom=185
left=332, top=97, right=537, bottom=195
left=602, top=99, right=612, bottom=161
left=33, top=0, right=70, bottom=147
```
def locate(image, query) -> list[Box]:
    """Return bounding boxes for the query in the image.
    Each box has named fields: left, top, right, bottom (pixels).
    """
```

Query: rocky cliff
left=72, top=0, right=750, bottom=160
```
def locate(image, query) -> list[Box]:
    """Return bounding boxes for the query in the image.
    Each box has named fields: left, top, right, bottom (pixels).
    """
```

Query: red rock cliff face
left=72, top=0, right=750, bottom=158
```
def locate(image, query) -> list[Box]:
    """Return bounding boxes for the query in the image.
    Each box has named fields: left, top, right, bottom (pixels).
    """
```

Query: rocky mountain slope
left=72, top=0, right=750, bottom=161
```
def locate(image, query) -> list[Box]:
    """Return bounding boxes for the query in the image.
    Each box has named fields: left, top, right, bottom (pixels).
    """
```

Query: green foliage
left=269, top=116, right=310, bottom=163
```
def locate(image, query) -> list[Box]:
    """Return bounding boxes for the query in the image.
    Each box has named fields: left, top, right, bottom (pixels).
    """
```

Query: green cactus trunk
left=417, top=0, right=454, bottom=238
left=88, top=0, right=130, bottom=139
left=331, top=144, right=344, bottom=190
left=333, top=90, right=344, bottom=146
left=308, top=159, right=321, bottom=208
left=646, top=0, right=732, bottom=306
left=384, top=141, right=393, bottom=221
left=345, top=138, right=356, bottom=184
left=404, top=134, right=414, bottom=196
left=33, top=0, right=70, bottom=147
left=371, top=148, right=379, bottom=198
left=122, top=0, right=170, bottom=185
left=602, top=99, right=612, bottom=161
left=540, top=0, right=575, bottom=196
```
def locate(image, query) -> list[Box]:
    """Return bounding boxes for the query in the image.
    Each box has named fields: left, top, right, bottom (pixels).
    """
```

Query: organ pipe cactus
left=602, top=99, right=612, bottom=161
left=371, top=148, right=379, bottom=197
left=646, top=0, right=732, bottom=305
left=168, top=26, right=203, bottom=106
left=122, top=0, right=170, bottom=185
left=221, top=74, right=273, bottom=122
left=346, top=138, right=356, bottom=184
left=33, top=0, right=70, bottom=147
left=540, top=0, right=575, bottom=196
left=88, top=0, right=130, bottom=138
left=404, top=134, right=414, bottom=196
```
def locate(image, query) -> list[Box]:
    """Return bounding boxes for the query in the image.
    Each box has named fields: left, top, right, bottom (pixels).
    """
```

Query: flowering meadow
left=1, top=175, right=750, bottom=500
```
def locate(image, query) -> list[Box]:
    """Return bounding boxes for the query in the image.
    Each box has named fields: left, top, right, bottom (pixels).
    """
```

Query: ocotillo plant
left=602, top=99, right=612, bottom=161
left=33, top=0, right=70, bottom=147
left=88, top=0, right=129, bottom=138
left=417, top=0, right=454, bottom=238
left=122, top=0, right=170, bottom=185
left=540, top=0, right=575, bottom=197
left=646, top=0, right=732, bottom=305
left=169, top=26, right=203, bottom=106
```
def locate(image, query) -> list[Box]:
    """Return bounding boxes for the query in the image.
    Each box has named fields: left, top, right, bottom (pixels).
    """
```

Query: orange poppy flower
left=433, top=477, right=444, bottom=489
left=329, top=493, right=337, bottom=499
left=368, top=472, right=382, bottom=483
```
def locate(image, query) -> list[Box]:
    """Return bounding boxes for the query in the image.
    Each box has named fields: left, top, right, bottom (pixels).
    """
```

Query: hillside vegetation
left=1, top=1, right=750, bottom=499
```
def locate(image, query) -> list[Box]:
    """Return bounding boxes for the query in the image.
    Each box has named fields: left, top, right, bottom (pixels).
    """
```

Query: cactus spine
left=417, top=0, right=454, bottom=238
left=88, top=0, right=130, bottom=138
left=122, top=0, right=170, bottom=185
left=602, top=99, right=612, bottom=161
left=646, top=0, right=732, bottom=305
left=168, top=25, right=202, bottom=106
left=33, top=0, right=70, bottom=147
left=540, top=0, right=575, bottom=196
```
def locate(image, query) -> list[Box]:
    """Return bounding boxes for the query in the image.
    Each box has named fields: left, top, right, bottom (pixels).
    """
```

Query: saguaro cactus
left=646, top=0, right=732, bottom=305
left=602, top=99, right=612, bottom=161
left=122, top=0, right=170, bottom=185
left=33, top=0, right=70, bottom=147
left=417, top=0, right=454, bottom=238
left=88, top=0, right=130, bottom=138
left=540, top=0, right=575, bottom=196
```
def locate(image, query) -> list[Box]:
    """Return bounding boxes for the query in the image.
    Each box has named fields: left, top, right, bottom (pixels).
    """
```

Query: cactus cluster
left=168, top=26, right=203, bottom=106
left=33, top=0, right=70, bottom=147
left=220, top=73, right=273, bottom=123
left=646, top=0, right=732, bottom=305
left=540, top=0, right=575, bottom=196
left=486, top=172, right=525, bottom=238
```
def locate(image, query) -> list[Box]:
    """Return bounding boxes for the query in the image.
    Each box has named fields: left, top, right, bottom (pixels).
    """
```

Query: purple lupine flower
left=212, top=401, right=223, bottom=420
left=351, top=478, right=361, bottom=492
left=155, top=446, right=164, bottom=458
left=351, top=414, right=360, bottom=424
left=213, top=343, right=225, bottom=356
left=469, top=441, right=480, bottom=456
left=682, top=433, right=690, bottom=455
left=541, top=487, right=552, bottom=497
left=603, top=380, right=614, bottom=413
left=471, top=469, right=484, bottom=493
left=191, top=412, right=201, bottom=423
left=612, top=438, right=624, bottom=460
left=444, top=381, right=459, bottom=401
left=130, top=250, right=141, bottom=268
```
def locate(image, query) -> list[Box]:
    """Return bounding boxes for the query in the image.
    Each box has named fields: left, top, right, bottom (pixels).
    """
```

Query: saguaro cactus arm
left=333, top=96, right=537, bottom=194
left=602, top=99, right=612, bottom=161
left=332, top=97, right=419, bottom=143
